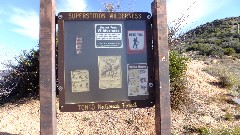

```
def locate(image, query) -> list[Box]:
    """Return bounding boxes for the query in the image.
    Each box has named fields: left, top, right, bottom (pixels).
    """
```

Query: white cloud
left=57, top=0, right=87, bottom=13
left=167, top=0, right=227, bottom=30
left=9, top=8, right=39, bottom=40
left=6, top=0, right=87, bottom=40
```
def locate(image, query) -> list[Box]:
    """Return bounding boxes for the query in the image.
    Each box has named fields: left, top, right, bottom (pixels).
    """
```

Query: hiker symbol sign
left=127, top=30, right=146, bottom=53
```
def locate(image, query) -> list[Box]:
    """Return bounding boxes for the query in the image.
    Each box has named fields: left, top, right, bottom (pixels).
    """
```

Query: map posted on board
left=127, top=30, right=145, bottom=53
left=95, top=24, right=123, bottom=48
left=71, top=70, right=89, bottom=92
left=98, top=56, right=122, bottom=89
left=127, top=63, right=148, bottom=96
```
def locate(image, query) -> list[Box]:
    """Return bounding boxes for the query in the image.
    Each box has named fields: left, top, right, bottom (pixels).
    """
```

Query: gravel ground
left=171, top=60, right=240, bottom=134
left=0, top=100, right=155, bottom=135
left=0, top=60, right=239, bottom=135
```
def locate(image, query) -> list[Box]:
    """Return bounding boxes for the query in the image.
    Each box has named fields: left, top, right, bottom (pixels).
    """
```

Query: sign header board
left=59, top=12, right=151, bottom=20
left=58, top=12, right=154, bottom=112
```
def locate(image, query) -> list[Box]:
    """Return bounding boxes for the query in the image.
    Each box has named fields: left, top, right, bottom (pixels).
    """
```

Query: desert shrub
left=170, top=78, right=189, bottom=110
left=186, top=44, right=238, bottom=58
left=197, top=44, right=212, bottom=55
left=184, top=126, right=240, bottom=135
left=231, top=45, right=240, bottom=54
left=212, top=39, right=222, bottom=45
left=0, top=49, right=39, bottom=105
left=186, top=44, right=199, bottom=51
left=219, top=74, right=237, bottom=89
left=183, top=125, right=210, bottom=135
left=170, top=51, right=189, bottom=81
left=205, top=67, right=238, bottom=91
left=225, top=113, right=234, bottom=121
left=225, top=43, right=240, bottom=53
left=186, top=43, right=212, bottom=56
left=223, top=47, right=236, bottom=56
left=215, top=69, right=237, bottom=89
left=169, top=50, right=190, bottom=110
left=208, top=46, right=224, bottom=58
left=218, top=127, right=240, bottom=135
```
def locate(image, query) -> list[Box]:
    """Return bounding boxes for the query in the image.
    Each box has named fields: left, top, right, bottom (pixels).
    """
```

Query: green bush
left=198, top=44, right=212, bottom=55
left=213, top=39, right=222, bottom=45
left=223, top=47, right=236, bottom=56
left=169, top=51, right=190, bottom=110
left=186, top=43, right=212, bottom=56
left=186, top=44, right=198, bottom=51
left=186, top=43, right=238, bottom=58
left=218, top=127, right=240, bottom=135
left=225, top=113, right=234, bottom=121
left=183, top=125, right=210, bottom=135
left=184, top=126, right=240, bottom=135
left=0, top=49, right=39, bottom=105
left=219, top=74, right=237, bottom=89
left=208, top=46, right=224, bottom=58
left=170, top=51, right=189, bottom=81
left=205, top=67, right=238, bottom=91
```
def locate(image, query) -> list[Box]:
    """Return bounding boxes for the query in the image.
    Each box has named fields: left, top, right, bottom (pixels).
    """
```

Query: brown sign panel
left=58, top=12, right=154, bottom=112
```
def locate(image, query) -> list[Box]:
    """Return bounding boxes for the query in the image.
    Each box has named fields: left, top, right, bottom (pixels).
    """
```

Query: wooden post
left=39, top=0, right=57, bottom=134
left=151, top=0, right=171, bottom=134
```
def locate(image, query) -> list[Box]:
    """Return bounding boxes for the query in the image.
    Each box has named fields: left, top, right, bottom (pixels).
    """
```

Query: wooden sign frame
left=57, top=12, right=155, bottom=112
left=39, top=0, right=57, bottom=134
left=152, top=0, right=171, bottom=134
left=39, top=0, right=170, bottom=134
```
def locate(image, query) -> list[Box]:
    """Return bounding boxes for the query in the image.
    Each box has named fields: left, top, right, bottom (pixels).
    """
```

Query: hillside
left=181, top=16, right=240, bottom=95
left=0, top=60, right=240, bottom=135
left=184, top=16, right=240, bottom=45
left=174, top=16, right=240, bottom=58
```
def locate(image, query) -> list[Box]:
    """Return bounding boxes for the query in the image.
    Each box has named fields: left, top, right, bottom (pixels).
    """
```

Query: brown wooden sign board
left=58, top=12, right=155, bottom=112
left=40, top=0, right=170, bottom=134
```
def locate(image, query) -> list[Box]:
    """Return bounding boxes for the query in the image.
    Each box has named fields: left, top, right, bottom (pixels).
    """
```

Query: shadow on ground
left=0, top=132, right=19, bottom=135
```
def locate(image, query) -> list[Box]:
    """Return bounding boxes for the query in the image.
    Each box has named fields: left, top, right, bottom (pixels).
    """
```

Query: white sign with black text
left=95, top=24, right=123, bottom=48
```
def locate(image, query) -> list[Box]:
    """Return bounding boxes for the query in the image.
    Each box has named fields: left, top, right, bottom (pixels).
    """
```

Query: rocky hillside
left=173, top=16, right=240, bottom=58
left=184, top=16, right=240, bottom=46
left=0, top=60, right=239, bottom=135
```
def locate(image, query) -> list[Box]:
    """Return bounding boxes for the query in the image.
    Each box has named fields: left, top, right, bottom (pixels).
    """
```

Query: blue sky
left=0, top=0, right=240, bottom=69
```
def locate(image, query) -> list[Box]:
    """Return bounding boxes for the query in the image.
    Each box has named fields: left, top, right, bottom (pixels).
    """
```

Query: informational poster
left=98, top=56, right=122, bottom=89
left=95, top=24, right=123, bottom=48
left=71, top=70, right=89, bottom=92
left=127, top=63, right=148, bottom=96
left=127, top=30, right=145, bottom=53
left=75, top=35, right=83, bottom=54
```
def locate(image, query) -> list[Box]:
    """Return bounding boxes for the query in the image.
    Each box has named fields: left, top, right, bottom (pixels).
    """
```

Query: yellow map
left=71, top=70, right=89, bottom=92
left=98, top=56, right=122, bottom=89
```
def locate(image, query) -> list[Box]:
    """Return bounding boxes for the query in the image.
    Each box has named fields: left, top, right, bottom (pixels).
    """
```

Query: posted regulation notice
left=95, top=24, right=123, bottom=48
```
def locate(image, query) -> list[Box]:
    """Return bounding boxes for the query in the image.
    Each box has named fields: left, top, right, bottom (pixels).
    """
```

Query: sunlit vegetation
left=0, top=49, right=39, bottom=105
left=178, top=17, right=240, bottom=58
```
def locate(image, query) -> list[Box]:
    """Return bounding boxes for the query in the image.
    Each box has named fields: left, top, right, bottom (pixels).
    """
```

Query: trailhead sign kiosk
left=39, top=0, right=170, bottom=134
left=58, top=12, right=155, bottom=112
